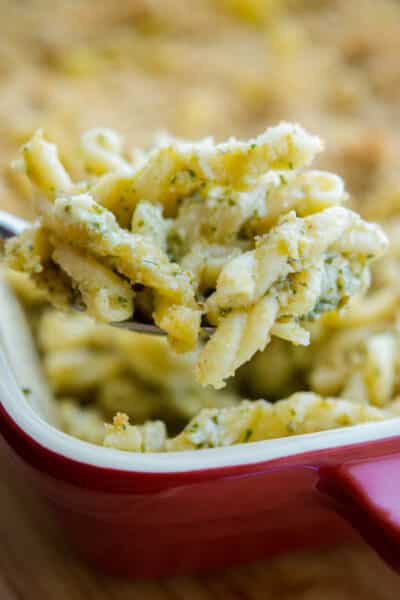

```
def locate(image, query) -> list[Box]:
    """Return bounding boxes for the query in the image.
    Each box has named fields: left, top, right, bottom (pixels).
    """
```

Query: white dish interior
left=1, top=276, right=400, bottom=473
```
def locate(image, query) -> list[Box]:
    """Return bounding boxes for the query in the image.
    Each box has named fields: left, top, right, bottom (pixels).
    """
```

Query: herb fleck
left=142, top=259, right=158, bottom=267
left=244, top=428, right=253, bottom=442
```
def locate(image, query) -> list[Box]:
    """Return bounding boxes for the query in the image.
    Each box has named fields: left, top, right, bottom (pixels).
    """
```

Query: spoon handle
left=0, top=211, right=29, bottom=239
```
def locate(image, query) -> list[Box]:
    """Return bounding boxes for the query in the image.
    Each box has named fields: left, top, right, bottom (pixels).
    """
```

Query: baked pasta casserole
left=2, top=0, right=400, bottom=453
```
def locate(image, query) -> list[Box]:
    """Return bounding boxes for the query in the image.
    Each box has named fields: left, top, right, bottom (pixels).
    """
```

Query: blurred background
left=1, top=0, right=400, bottom=222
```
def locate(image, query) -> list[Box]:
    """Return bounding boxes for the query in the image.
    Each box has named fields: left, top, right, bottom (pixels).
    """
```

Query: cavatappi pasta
left=5, top=124, right=387, bottom=388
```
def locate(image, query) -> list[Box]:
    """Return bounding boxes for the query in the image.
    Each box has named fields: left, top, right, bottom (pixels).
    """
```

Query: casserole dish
left=0, top=279, right=400, bottom=578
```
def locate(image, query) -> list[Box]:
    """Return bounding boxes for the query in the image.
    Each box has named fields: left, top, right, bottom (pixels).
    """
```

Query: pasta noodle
left=102, top=392, right=399, bottom=453
left=6, top=218, right=400, bottom=453
left=5, top=124, right=387, bottom=388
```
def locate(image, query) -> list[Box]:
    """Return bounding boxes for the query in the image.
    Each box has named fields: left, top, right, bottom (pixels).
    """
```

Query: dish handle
left=318, top=455, right=400, bottom=571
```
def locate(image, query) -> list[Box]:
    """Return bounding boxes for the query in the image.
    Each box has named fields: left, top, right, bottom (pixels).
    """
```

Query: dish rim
left=1, top=349, right=400, bottom=474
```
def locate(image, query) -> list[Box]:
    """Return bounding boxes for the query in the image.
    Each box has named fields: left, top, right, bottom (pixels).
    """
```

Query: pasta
left=32, top=309, right=241, bottom=429
left=102, top=392, right=400, bottom=452
left=5, top=124, right=387, bottom=388
left=167, top=393, right=393, bottom=452
left=6, top=211, right=400, bottom=454
left=2, top=0, right=400, bottom=455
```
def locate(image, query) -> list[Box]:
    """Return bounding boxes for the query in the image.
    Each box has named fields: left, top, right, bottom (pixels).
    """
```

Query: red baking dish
left=0, top=284, right=400, bottom=578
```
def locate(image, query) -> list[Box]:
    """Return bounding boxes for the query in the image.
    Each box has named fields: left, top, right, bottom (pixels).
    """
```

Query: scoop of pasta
left=5, top=124, right=388, bottom=387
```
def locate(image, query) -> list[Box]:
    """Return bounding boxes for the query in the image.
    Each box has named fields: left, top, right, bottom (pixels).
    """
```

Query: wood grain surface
left=0, top=451, right=399, bottom=600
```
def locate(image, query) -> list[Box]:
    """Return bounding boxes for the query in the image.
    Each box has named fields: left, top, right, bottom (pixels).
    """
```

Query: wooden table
left=0, top=452, right=399, bottom=600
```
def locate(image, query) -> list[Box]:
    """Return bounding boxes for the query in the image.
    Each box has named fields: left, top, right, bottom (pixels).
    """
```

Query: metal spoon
left=0, top=210, right=214, bottom=336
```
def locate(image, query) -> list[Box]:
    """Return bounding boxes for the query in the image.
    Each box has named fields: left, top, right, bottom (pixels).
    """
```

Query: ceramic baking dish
left=0, top=278, right=400, bottom=578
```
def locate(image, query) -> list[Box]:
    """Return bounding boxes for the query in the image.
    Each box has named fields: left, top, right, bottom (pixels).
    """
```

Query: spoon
left=0, top=210, right=214, bottom=336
